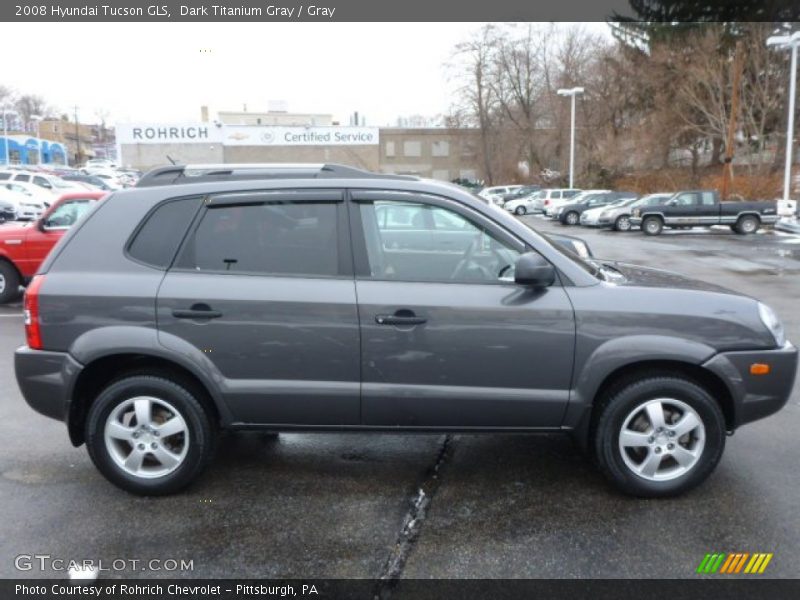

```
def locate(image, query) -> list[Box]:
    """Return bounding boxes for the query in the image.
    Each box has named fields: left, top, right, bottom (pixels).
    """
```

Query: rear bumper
left=703, top=342, right=798, bottom=428
left=14, top=346, right=82, bottom=423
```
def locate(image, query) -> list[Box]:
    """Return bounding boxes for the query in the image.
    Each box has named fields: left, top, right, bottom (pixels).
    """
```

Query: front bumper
left=703, top=342, right=798, bottom=428
left=14, top=346, right=82, bottom=423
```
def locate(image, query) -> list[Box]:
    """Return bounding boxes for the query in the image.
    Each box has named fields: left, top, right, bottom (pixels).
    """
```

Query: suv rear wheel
left=0, top=261, right=21, bottom=304
left=85, top=375, right=215, bottom=495
left=593, top=375, right=725, bottom=497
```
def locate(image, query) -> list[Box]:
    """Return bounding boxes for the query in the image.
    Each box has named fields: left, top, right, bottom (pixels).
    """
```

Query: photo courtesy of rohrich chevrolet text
left=0, top=1, right=799, bottom=598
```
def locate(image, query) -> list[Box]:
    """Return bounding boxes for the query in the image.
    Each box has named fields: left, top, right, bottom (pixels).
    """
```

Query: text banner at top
left=3, top=0, right=799, bottom=22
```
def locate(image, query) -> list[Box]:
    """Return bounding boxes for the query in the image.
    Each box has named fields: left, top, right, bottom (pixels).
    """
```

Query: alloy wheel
left=618, top=398, right=705, bottom=481
left=104, top=396, right=190, bottom=479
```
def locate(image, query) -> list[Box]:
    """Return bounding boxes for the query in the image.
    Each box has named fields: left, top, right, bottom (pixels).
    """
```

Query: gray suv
left=14, top=164, right=798, bottom=496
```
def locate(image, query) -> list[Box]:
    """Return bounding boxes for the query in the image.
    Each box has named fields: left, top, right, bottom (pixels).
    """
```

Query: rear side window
left=0, top=173, right=10, bottom=181
left=177, top=202, right=339, bottom=277
left=15, top=174, right=30, bottom=182
left=128, top=197, right=202, bottom=268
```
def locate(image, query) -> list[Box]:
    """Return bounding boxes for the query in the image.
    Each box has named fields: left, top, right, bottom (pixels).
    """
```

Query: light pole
left=767, top=31, right=800, bottom=201
left=30, top=114, right=43, bottom=165
left=557, top=87, right=584, bottom=188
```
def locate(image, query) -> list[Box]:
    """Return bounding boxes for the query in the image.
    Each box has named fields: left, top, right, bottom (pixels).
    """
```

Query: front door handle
left=375, top=311, right=427, bottom=326
left=172, top=304, right=222, bottom=320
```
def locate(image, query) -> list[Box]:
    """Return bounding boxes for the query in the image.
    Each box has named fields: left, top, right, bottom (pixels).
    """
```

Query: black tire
left=614, top=215, right=631, bottom=232
left=735, top=215, right=759, bottom=235
left=0, top=261, right=22, bottom=304
left=563, top=211, right=579, bottom=226
left=85, top=375, right=216, bottom=495
left=514, top=206, right=526, bottom=216
left=593, top=374, right=726, bottom=497
left=642, top=216, right=663, bottom=236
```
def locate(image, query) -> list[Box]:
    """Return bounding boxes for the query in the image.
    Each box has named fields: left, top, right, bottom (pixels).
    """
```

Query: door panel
left=357, top=280, right=575, bottom=427
left=156, top=192, right=360, bottom=426
left=157, top=273, right=360, bottom=425
left=351, top=192, right=576, bottom=428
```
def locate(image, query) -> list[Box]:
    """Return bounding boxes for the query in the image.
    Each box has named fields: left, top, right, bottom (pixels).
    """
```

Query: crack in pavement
left=373, top=434, right=454, bottom=599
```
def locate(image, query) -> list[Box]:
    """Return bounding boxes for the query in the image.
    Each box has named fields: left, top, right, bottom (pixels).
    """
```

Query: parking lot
left=0, top=217, right=798, bottom=581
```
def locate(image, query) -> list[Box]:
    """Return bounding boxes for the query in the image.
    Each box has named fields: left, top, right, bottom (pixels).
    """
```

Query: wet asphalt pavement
left=0, top=217, right=798, bottom=580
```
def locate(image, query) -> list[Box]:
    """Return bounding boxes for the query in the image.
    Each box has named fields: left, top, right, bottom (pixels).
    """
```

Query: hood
left=0, top=221, right=34, bottom=237
left=595, top=261, right=739, bottom=295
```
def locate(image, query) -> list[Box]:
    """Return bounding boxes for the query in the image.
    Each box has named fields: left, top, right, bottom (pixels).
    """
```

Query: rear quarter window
left=127, top=197, right=203, bottom=268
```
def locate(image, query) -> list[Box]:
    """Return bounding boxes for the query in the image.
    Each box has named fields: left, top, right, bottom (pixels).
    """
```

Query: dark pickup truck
left=630, top=190, right=778, bottom=236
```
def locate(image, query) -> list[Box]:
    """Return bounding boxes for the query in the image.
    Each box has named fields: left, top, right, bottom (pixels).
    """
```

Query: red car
left=0, top=191, right=106, bottom=303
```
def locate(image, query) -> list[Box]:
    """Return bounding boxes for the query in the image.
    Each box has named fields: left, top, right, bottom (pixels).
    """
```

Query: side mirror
left=514, top=252, right=555, bottom=287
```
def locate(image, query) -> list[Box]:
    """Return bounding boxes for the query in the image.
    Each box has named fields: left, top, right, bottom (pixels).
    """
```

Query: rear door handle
left=375, top=312, right=427, bottom=326
left=172, top=306, right=222, bottom=319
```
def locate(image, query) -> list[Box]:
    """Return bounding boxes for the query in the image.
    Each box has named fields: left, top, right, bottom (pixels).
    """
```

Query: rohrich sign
left=117, top=123, right=379, bottom=146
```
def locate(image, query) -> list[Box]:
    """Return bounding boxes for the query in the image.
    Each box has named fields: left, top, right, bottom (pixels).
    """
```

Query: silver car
left=582, top=193, right=673, bottom=231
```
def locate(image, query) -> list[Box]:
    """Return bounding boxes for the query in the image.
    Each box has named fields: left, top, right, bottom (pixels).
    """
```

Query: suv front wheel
left=593, top=375, right=725, bottom=497
left=85, top=375, right=215, bottom=495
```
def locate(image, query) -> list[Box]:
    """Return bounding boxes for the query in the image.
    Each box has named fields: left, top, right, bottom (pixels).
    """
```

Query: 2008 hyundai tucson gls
left=14, top=164, right=798, bottom=496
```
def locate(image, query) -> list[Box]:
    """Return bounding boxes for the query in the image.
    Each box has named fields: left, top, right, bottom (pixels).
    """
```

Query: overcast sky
left=3, top=22, right=610, bottom=127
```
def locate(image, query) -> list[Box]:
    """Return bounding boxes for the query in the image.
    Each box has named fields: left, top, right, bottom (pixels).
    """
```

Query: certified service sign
left=224, top=126, right=379, bottom=146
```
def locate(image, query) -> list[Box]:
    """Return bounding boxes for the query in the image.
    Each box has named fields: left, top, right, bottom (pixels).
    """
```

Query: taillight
left=544, top=199, right=550, bottom=206
left=24, top=275, right=44, bottom=350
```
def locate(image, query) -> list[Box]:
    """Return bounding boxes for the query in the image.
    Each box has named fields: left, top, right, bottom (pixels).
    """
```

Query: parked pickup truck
left=630, top=190, right=778, bottom=236
left=0, top=191, right=105, bottom=303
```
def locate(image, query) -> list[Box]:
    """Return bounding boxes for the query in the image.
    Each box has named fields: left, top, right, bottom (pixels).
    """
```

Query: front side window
left=43, top=199, right=95, bottom=228
left=33, top=176, right=52, bottom=189
left=180, top=201, right=340, bottom=277
left=15, top=174, right=30, bottom=182
left=675, top=193, right=700, bottom=206
left=359, top=199, right=521, bottom=283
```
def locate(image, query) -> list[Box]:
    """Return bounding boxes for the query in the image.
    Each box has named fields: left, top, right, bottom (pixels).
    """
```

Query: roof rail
left=135, top=163, right=418, bottom=187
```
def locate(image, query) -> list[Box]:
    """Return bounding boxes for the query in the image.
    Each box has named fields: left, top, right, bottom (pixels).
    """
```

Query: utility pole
left=557, top=87, right=584, bottom=188
left=73, top=105, right=81, bottom=166
left=721, top=40, right=744, bottom=200
left=767, top=31, right=800, bottom=201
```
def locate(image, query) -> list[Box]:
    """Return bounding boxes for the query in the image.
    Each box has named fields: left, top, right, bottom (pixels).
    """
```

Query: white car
left=479, top=185, right=524, bottom=206
left=0, top=184, right=47, bottom=220
left=505, top=192, right=543, bottom=216
left=82, top=158, right=118, bottom=171
left=0, top=170, right=65, bottom=195
left=2, top=181, right=56, bottom=206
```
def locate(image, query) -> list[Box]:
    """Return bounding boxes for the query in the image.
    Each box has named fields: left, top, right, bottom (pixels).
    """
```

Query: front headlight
left=632, top=208, right=640, bottom=217
left=758, top=302, right=786, bottom=347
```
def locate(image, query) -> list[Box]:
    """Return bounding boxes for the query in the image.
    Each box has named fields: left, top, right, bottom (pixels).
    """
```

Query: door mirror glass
left=514, top=252, right=555, bottom=287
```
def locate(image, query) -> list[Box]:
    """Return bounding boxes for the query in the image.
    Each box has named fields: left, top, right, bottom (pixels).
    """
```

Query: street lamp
left=557, top=87, right=584, bottom=188
left=30, top=115, right=43, bottom=165
left=767, top=31, right=800, bottom=201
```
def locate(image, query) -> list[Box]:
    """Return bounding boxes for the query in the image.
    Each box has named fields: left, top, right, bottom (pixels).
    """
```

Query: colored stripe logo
left=697, top=552, right=773, bottom=574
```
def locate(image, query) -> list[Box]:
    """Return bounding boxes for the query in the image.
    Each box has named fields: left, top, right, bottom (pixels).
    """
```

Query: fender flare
left=68, top=326, right=235, bottom=425
left=564, top=335, right=721, bottom=445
